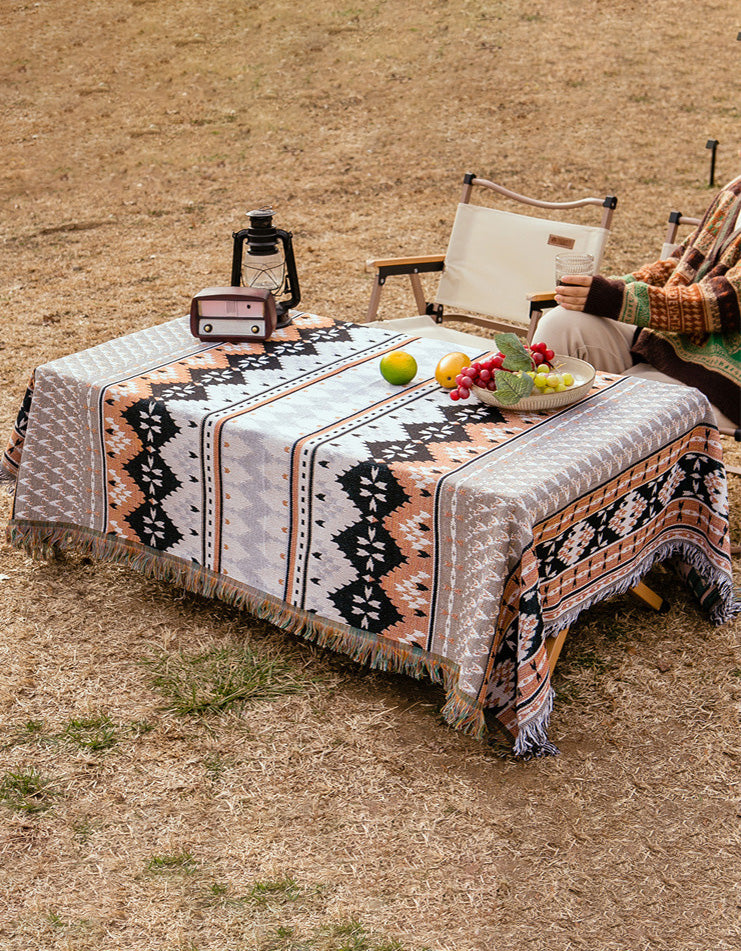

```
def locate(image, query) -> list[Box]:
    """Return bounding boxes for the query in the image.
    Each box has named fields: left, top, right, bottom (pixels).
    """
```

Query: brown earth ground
left=1, top=1, right=740, bottom=949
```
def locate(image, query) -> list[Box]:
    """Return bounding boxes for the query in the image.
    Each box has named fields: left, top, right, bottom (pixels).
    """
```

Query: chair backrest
left=435, top=175, right=617, bottom=329
left=660, top=210, right=701, bottom=260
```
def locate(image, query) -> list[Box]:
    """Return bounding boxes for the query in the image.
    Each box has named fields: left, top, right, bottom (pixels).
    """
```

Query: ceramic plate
left=471, top=355, right=596, bottom=412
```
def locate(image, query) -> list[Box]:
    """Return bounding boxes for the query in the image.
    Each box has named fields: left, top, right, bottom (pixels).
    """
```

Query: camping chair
left=660, top=209, right=701, bottom=260
left=364, top=172, right=618, bottom=349
left=362, top=176, right=675, bottom=676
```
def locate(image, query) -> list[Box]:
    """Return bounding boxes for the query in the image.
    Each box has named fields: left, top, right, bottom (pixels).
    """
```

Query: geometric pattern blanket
left=3, top=314, right=738, bottom=756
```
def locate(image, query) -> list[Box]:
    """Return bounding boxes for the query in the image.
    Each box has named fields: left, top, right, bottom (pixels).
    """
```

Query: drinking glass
left=555, top=251, right=595, bottom=286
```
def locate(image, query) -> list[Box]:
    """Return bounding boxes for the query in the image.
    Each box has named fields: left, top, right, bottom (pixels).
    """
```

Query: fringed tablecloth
left=3, top=314, right=738, bottom=755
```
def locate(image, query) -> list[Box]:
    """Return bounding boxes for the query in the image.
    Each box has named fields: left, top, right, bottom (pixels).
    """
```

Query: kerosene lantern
left=230, top=208, right=301, bottom=328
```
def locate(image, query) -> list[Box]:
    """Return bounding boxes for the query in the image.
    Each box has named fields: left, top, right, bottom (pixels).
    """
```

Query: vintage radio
left=189, top=286, right=278, bottom=342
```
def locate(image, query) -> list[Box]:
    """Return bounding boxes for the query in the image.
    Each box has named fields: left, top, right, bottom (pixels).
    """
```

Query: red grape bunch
left=449, top=341, right=557, bottom=401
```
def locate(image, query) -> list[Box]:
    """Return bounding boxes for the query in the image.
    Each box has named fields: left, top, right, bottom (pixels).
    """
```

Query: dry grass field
left=1, top=1, right=740, bottom=949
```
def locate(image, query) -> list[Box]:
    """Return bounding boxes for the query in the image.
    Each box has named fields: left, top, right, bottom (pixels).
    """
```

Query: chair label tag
left=547, top=234, right=576, bottom=249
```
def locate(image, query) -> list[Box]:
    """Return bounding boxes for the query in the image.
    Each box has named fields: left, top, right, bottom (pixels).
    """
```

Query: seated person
left=532, top=174, right=741, bottom=430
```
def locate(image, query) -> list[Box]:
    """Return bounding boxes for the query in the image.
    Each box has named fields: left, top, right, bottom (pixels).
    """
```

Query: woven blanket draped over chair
left=662, top=208, right=740, bottom=551
left=3, top=315, right=737, bottom=756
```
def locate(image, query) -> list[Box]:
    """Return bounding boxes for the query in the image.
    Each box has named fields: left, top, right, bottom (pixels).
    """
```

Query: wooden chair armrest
left=527, top=292, right=557, bottom=302
left=365, top=254, right=445, bottom=322
left=366, top=253, right=445, bottom=272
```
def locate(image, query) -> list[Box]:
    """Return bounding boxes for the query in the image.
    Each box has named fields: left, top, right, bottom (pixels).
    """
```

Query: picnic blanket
left=3, top=313, right=738, bottom=756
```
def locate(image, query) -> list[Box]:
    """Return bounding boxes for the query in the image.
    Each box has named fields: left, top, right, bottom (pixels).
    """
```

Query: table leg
left=631, top=580, right=669, bottom=613
left=545, top=626, right=570, bottom=676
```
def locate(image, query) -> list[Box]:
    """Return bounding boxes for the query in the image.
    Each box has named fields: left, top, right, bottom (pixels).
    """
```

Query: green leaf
left=492, top=369, right=534, bottom=405
left=494, top=332, right=532, bottom=372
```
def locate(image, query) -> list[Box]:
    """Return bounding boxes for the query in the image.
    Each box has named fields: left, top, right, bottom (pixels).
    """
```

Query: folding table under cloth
left=3, top=313, right=738, bottom=755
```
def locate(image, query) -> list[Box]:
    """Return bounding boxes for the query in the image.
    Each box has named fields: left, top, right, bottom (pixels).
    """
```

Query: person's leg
left=532, top=306, right=635, bottom=374
left=533, top=307, right=733, bottom=429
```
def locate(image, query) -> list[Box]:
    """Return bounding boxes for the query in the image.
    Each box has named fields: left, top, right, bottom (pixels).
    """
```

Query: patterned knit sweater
left=583, top=175, right=741, bottom=425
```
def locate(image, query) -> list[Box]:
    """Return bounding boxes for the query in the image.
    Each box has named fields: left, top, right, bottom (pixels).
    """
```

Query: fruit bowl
left=471, top=355, right=596, bottom=412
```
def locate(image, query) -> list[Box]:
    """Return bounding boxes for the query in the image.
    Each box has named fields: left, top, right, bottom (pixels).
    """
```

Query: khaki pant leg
left=532, top=306, right=635, bottom=374
left=533, top=307, right=733, bottom=430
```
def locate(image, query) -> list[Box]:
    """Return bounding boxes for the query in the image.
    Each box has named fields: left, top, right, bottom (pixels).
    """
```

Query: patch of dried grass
left=2, top=1, right=741, bottom=949
left=143, top=643, right=317, bottom=717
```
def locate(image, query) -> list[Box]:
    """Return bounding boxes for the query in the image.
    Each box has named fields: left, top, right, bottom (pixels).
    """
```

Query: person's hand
left=554, top=274, right=593, bottom=311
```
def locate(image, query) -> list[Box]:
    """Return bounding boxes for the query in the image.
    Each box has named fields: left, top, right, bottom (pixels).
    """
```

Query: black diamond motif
left=328, top=461, right=410, bottom=631
left=126, top=501, right=183, bottom=550
left=121, top=398, right=183, bottom=551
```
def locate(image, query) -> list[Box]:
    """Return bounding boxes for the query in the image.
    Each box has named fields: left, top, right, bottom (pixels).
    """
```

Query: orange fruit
left=380, top=350, right=418, bottom=385
left=435, top=351, right=471, bottom=388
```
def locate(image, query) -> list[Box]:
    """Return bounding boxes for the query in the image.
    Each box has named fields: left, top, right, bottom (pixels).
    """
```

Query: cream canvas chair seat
left=363, top=313, right=508, bottom=354
left=365, top=172, right=618, bottom=348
